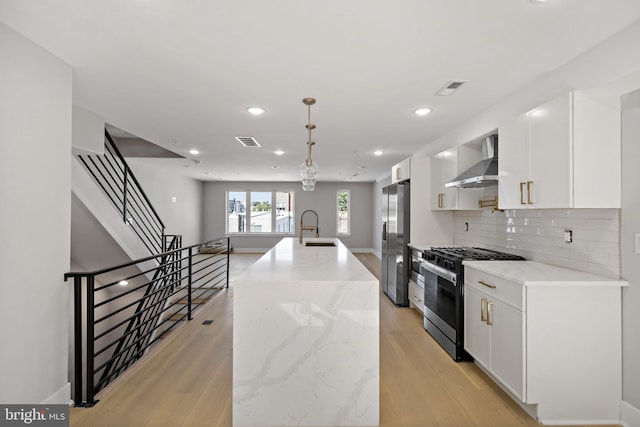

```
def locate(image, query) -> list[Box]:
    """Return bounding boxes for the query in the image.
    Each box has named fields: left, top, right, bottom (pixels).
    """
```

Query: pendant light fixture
left=300, top=97, right=318, bottom=191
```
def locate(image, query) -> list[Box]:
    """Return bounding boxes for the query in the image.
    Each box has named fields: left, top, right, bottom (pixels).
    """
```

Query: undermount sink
left=304, top=241, right=336, bottom=247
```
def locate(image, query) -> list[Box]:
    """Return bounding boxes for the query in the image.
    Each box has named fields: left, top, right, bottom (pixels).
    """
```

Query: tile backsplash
left=453, top=209, right=621, bottom=278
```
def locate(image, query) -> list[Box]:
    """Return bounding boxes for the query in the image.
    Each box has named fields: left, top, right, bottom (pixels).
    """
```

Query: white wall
left=204, top=181, right=374, bottom=251
left=72, top=105, right=104, bottom=155
left=0, top=23, right=72, bottom=404
left=621, top=89, right=640, bottom=415
left=127, top=159, right=204, bottom=247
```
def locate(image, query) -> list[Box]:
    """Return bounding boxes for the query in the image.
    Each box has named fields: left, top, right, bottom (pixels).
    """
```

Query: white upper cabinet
left=430, top=146, right=458, bottom=210
left=498, top=91, right=620, bottom=209
left=391, top=157, right=411, bottom=183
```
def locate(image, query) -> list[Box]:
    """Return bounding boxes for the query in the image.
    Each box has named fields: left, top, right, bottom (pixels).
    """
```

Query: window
left=337, top=190, right=350, bottom=236
left=227, top=190, right=294, bottom=234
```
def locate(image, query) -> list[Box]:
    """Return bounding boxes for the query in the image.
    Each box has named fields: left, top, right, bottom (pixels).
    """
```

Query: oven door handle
left=420, top=261, right=457, bottom=284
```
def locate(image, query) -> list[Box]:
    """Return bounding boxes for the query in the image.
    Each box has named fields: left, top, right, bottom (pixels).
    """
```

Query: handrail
left=65, top=238, right=224, bottom=279
left=75, top=129, right=166, bottom=255
left=66, top=236, right=231, bottom=407
left=104, top=131, right=165, bottom=230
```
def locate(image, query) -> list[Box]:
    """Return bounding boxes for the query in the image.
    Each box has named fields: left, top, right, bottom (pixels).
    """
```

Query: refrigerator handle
left=382, top=221, right=387, bottom=241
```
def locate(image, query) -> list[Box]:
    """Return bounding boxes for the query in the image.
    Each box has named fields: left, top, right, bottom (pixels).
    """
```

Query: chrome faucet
left=299, top=209, right=319, bottom=243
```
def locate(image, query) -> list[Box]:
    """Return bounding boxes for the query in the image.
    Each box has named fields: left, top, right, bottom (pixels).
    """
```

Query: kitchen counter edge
left=463, top=260, right=628, bottom=287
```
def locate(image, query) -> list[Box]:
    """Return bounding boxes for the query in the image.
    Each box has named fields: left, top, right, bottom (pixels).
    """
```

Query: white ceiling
left=2, top=0, right=640, bottom=183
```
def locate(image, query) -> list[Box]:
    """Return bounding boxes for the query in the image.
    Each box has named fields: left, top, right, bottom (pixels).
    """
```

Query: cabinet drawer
left=409, top=280, right=425, bottom=314
left=464, top=267, right=524, bottom=311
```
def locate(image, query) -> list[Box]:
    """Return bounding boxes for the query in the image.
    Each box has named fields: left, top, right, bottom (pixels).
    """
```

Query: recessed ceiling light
left=374, top=150, right=383, bottom=156
left=274, top=150, right=284, bottom=155
left=118, top=280, right=129, bottom=286
left=414, top=107, right=432, bottom=116
left=271, top=165, right=280, bottom=169
left=189, top=149, right=200, bottom=155
left=351, top=173, right=358, bottom=177
left=358, top=165, right=366, bottom=169
left=246, top=106, right=265, bottom=115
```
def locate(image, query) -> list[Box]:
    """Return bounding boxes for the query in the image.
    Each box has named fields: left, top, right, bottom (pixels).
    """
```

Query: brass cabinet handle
left=519, top=182, right=526, bottom=205
left=527, top=181, right=533, bottom=204
left=481, top=297, right=487, bottom=322
left=438, top=193, right=444, bottom=208
left=479, top=280, right=497, bottom=289
left=487, top=301, right=494, bottom=326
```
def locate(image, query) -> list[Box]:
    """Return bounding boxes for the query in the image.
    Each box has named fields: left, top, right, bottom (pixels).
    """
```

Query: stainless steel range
left=420, top=247, right=525, bottom=361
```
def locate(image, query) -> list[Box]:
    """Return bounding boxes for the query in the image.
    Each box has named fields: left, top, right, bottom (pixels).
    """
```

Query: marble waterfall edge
left=232, top=238, right=380, bottom=427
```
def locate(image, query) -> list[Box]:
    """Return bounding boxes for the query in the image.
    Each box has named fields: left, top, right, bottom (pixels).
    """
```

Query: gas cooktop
left=429, top=247, right=525, bottom=261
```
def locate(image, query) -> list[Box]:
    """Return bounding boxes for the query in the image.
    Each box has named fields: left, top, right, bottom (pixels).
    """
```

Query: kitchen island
left=232, top=237, right=379, bottom=427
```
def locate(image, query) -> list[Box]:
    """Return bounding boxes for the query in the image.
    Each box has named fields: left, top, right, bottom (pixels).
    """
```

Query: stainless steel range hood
left=445, top=134, right=498, bottom=188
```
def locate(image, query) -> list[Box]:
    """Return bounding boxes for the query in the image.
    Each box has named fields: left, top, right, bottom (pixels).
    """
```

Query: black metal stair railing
left=76, top=130, right=165, bottom=255
left=65, top=237, right=230, bottom=407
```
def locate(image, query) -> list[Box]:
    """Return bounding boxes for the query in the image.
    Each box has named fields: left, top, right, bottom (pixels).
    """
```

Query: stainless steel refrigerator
left=381, top=181, right=410, bottom=306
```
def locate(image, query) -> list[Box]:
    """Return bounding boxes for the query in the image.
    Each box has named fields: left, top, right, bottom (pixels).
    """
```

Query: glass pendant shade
left=299, top=160, right=319, bottom=178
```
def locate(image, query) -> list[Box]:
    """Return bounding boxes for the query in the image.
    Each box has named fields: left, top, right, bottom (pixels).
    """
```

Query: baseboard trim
left=42, top=382, right=71, bottom=405
left=621, top=400, right=640, bottom=427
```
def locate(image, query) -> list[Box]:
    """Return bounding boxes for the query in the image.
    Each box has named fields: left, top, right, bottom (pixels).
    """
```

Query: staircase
left=68, top=129, right=231, bottom=407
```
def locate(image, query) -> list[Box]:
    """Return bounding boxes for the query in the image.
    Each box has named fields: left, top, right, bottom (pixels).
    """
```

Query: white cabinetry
left=408, top=279, right=424, bottom=314
left=431, top=146, right=458, bottom=209
left=464, top=261, right=625, bottom=424
left=465, top=283, right=525, bottom=401
left=498, top=91, right=620, bottom=209
left=392, top=157, right=411, bottom=183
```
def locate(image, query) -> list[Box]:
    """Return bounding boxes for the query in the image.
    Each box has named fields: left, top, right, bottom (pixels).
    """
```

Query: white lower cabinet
left=464, top=262, right=625, bottom=425
left=408, top=279, right=424, bottom=314
left=465, top=284, right=525, bottom=401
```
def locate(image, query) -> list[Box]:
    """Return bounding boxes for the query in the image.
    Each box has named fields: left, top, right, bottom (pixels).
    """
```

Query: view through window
left=227, top=190, right=294, bottom=234
left=337, top=190, right=350, bottom=235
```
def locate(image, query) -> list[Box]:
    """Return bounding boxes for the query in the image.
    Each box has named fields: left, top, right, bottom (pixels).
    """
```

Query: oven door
left=421, top=261, right=458, bottom=343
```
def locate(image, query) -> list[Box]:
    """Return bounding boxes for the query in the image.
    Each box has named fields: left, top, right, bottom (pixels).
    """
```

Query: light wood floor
left=70, top=253, right=617, bottom=427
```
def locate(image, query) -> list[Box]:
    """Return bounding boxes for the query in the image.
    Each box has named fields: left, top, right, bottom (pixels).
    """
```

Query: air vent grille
left=235, top=136, right=261, bottom=147
left=435, top=80, right=469, bottom=96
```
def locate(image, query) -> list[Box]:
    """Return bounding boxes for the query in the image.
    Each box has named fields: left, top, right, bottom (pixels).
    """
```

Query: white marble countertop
left=233, top=237, right=377, bottom=283
left=463, top=260, right=628, bottom=287
left=232, top=236, right=380, bottom=427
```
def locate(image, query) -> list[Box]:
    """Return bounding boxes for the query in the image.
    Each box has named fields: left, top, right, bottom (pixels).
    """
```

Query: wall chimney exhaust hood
left=445, top=134, right=498, bottom=188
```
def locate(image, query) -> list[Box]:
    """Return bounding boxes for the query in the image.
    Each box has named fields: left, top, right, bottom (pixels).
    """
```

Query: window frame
left=226, top=189, right=295, bottom=236
left=336, top=189, right=350, bottom=237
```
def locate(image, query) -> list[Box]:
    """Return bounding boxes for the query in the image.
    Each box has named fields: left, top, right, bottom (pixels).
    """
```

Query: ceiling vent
left=435, top=80, right=469, bottom=96
left=235, top=136, right=261, bottom=147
